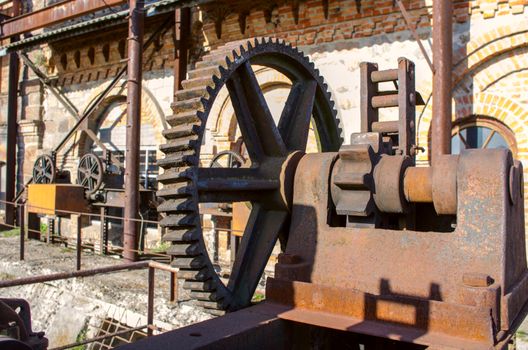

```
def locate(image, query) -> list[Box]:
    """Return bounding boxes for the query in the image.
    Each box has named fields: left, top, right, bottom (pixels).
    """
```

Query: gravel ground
left=0, top=234, right=213, bottom=347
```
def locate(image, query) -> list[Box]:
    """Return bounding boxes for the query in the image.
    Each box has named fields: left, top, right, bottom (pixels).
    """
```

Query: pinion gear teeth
left=157, top=37, right=342, bottom=313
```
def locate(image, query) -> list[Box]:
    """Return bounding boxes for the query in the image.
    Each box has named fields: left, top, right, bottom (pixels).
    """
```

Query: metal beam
left=20, top=53, right=123, bottom=167
left=0, top=0, right=127, bottom=39
left=123, top=0, right=145, bottom=262
left=4, top=0, right=20, bottom=226
left=431, top=0, right=453, bottom=161
left=173, top=7, right=191, bottom=93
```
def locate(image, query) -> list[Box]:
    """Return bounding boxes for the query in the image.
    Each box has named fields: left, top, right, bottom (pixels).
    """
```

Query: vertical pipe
left=431, top=0, right=453, bottom=162
left=5, top=0, right=21, bottom=226
left=123, top=0, right=145, bottom=262
left=173, top=7, right=191, bottom=93
left=169, top=266, right=177, bottom=302
left=19, top=204, right=24, bottom=261
left=76, top=215, right=81, bottom=271
left=147, top=266, right=155, bottom=336
left=99, top=207, right=108, bottom=255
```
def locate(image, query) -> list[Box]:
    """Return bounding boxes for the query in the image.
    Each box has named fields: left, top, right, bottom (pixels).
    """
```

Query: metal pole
left=4, top=0, right=21, bottom=226
left=76, top=215, right=81, bottom=271
left=431, top=0, right=453, bottom=162
left=123, top=0, right=145, bottom=262
left=169, top=262, right=177, bottom=302
left=19, top=204, right=24, bottom=261
left=174, top=7, right=191, bottom=93
left=0, top=261, right=150, bottom=288
left=147, top=266, right=155, bottom=336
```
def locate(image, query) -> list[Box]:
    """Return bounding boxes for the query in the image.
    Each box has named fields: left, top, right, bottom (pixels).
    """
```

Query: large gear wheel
left=157, top=37, right=342, bottom=313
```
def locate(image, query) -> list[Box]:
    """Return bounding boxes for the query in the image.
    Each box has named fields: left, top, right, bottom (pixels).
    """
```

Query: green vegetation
left=0, top=228, right=20, bottom=238
left=71, top=321, right=89, bottom=350
left=252, top=292, right=265, bottom=303
left=517, top=330, right=528, bottom=340
left=40, top=223, right=48, bottom=234
left=150, top=241, right=171, bottom=253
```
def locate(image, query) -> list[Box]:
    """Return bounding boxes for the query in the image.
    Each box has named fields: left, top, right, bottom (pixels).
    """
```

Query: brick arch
left=452, top=22, right=528, bottom=89
left=417, top=92, right=528, bottom=163
left=416, top=21, right=528, bottom=164
left=453, top=46, right=528, bottom=99
left=76, top=80, right=167, bottom=157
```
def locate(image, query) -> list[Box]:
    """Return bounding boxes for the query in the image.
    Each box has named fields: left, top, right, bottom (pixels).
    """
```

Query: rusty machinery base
left=124, top=148, right=528, bottom=350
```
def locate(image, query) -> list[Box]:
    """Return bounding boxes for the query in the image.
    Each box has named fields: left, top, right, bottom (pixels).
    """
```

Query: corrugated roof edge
left=0, top=0, right=202, bottom=56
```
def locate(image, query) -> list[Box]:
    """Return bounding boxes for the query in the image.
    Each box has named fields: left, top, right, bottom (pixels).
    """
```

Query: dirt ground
left=0, top=234, right=213, bottom=347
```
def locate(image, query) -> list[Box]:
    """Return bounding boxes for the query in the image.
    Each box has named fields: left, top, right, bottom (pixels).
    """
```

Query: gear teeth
left=206, top=309, right=225, bottom=316
left=159, top=136, right=199, bottom=153
left=171, top=97, right=205, bottom=114
left=173, top=256, right=207, bottom=269
left=162, top=228, right=200, bottom=242
left=188, top=66, right=221, bottom=80
left=184, top=279, right=216, bottom=291
left=174, top=87, right=209, bottom=102
left=158, top=153, right=197, bottom=169
left=156, top=184, right=194, bottom=199
left=168, top=242, right=201, bottom=256
left=157, top=168, right=194, bottom=184
left=166, top=111, right=203, bottom=127
left=182, top=76, right=215, bottom=90
left=157, top=198, right=195, bottom=213
left=159, top=213, right=198, bottom=227
left=191, top=291, right=218, bottom=301
left=177, top=268, right=211, bottom=281
left=162, top=123, right=201, bottom=138
left=195, top=300, right=224, bottom=310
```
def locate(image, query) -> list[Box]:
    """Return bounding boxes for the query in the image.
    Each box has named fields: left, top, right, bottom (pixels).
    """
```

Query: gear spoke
left=278, top=80, right=317, bottom=151
left=226, top=61, right=287, bottom=161
left=226, top=204, right=288, bottom=309
left=77, top=153, right=103, bottom=194
left=33, top=155, right=56, bottom=184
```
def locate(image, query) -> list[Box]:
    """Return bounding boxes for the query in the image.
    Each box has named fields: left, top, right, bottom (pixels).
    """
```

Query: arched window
left=451, top=116, right=517, bottom=156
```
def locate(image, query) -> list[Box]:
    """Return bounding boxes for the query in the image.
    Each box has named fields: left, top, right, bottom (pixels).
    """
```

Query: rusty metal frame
left=0, top=0, right=127, bottom=39
left=123, top=0, right=146, bottom=262
left=20, top=53, right=122, bottom=167
left=0, top=260, right=178, bottom=338
left=4, top=0, right=21, bottom=226
left=50, top=325, right=148, bottom=350
left=11, top=15, right=175, bottom=204
left=431, top=0, right=453, bottom=160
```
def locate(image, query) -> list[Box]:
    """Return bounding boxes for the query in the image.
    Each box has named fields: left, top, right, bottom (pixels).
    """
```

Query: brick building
left=0, top=0, right=527, bottom=262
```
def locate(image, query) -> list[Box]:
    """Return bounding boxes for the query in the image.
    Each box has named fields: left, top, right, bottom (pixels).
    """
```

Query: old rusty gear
left=157, top=37, right=342, bottom=313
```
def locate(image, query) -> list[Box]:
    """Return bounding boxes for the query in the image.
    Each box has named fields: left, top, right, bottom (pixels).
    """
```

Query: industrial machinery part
left=209, top=150, right=245, bottom=169
left=0, top=299, right=48, bottom=350
left=75, top=152, right=124, bottom=201
left=133, top=40, right=528, bottom=349
left=27, top=184, right=88, bottom=217
left=32, top=154, right=71, bottom=185
left=32, top=155, right=56, bottom=184
left=77, top=153, right=104, bottom=195
left=157, top=37, right=342, bottom=313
